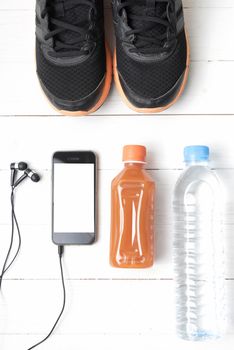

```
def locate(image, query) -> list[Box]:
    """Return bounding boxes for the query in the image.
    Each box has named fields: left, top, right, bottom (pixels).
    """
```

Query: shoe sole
left=113, top=32, right=190, bottom=114
left=41, top=43, right=112, bottom=117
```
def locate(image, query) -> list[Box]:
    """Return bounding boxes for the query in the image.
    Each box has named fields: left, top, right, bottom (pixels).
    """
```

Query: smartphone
left=52, top=151, right=96, bottom=245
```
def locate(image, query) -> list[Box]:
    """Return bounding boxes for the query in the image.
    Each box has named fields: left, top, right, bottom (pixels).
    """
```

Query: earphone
left=10, top=161, right=28, bottom=186
left=0, top=162, right=41, bottom=290
left=1, top=162, right=65, bottom=350
left=14, top=168, right=40, bottom=188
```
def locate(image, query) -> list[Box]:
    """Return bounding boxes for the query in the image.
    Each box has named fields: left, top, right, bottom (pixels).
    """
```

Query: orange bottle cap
left=122, top=145, right=146, bottom=163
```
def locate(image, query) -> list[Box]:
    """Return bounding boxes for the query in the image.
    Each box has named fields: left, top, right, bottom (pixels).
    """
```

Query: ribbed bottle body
left=173, top=165, right=226, bottom=341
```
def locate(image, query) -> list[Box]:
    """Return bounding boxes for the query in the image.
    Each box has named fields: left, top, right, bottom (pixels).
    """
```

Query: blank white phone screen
left=53, top=163, right=94, bottom=233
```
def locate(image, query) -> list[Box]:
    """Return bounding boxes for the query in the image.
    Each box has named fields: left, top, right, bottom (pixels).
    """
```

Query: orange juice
left=110, top=145, right=155, bottom=268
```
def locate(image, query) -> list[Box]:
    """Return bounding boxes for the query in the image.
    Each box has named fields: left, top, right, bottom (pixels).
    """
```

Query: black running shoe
left=112, top=0, right=189, bottom=113
left=36, top=0, right=112, bottom=115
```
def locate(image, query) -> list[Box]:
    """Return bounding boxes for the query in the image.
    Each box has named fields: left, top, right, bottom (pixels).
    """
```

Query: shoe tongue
left=126, top=0, right=168, bottom=49
left=50, top=0, right=91, bottom=51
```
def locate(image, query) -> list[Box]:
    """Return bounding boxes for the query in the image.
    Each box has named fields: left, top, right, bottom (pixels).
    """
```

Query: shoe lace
left=41, top=0, right=97, bottom=56
left=117, top=0, right=177, bottom=54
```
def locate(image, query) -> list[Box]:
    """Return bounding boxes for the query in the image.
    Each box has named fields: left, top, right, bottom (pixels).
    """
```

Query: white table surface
left=0, top=1, right=234, bottom=349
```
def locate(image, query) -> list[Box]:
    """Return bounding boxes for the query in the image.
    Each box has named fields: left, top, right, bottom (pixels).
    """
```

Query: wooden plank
left=0, top=117, right=233, bottom=169
left=0, top=280, right=233, bottom=337
left=2, top=334, right=234, bottom=350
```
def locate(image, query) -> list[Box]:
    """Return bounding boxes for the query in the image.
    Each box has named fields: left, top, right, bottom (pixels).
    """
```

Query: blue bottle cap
left=184, top=145, right=210, bottom=163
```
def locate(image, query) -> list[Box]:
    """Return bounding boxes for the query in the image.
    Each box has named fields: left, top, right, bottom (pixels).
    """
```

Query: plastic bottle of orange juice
left=110, top=145, right=155, bottom=268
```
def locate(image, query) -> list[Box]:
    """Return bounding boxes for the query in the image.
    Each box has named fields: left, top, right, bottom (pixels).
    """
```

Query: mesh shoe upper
left=36, top=0, right=106, bottom=103
left=116, top=31, right=187, bottom=99
left=113, top=0, right=188, bottom=102
left=36, top=39, right=106, bottom=101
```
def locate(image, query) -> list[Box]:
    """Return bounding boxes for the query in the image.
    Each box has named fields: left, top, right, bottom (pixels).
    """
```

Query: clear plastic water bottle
left=173, top=146, right=226, bottom=341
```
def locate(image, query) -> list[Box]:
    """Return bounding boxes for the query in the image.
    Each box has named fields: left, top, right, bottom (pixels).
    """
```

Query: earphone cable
left=0, top=164, right=40, bottom=290
left=3, top=188, right=22, bottom=274
left=0, top=189, right=16, bottom=290
left=27, top=246, right=66, bottom=350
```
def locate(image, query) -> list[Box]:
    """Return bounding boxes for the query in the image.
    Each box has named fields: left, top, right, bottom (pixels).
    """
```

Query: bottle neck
left=185, top=160, right=209, bottom=167
left=124, top=161, right=145, bottom=168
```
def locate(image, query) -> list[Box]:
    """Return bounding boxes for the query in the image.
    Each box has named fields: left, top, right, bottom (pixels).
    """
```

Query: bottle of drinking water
left=173, top=146, right=226, bottom=341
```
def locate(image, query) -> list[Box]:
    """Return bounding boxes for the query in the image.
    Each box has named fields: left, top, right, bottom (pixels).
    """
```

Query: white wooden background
left=0, top=0, right=234, bottom=349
